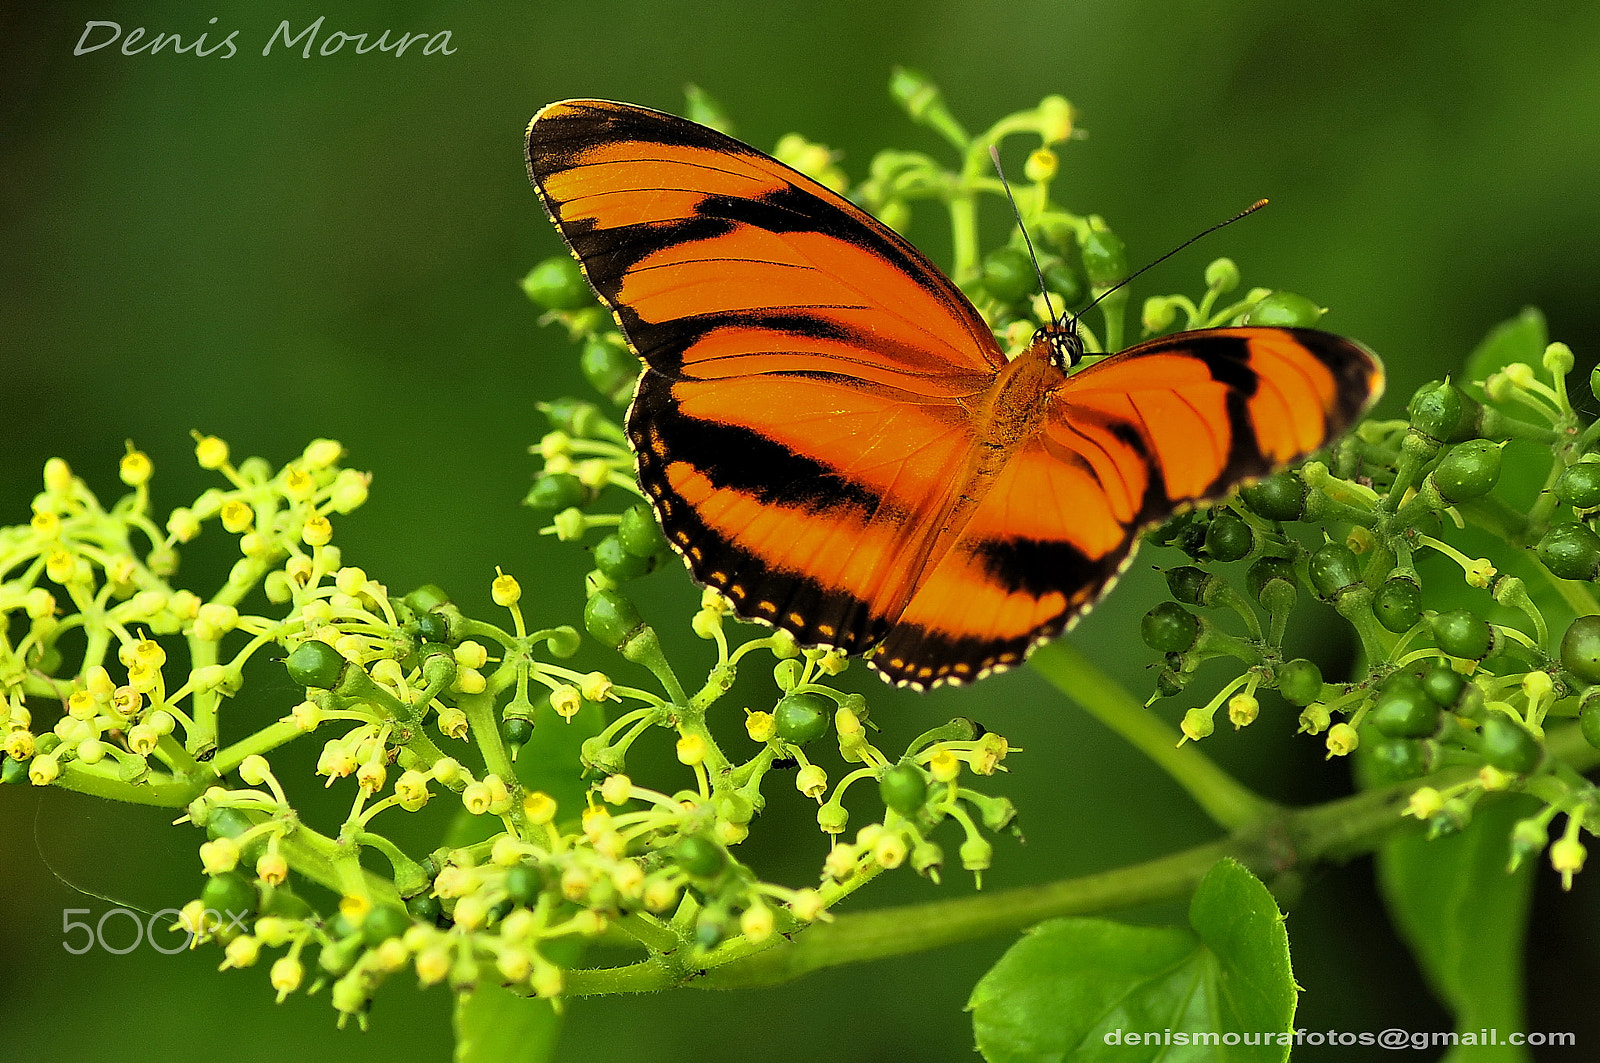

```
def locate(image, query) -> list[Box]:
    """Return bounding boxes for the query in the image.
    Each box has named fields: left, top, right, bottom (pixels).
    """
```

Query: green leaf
left=454, top=983, right=562, bottom=1063
left=1376, top=796, right=1538, bottom=1063
left=1463, top=307, right=1546, bottom=382
left=969, top=858, right=1295, bottom=1062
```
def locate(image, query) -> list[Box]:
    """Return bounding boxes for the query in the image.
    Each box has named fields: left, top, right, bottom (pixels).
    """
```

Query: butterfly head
left=1037, top=318, right=1084, bottom=372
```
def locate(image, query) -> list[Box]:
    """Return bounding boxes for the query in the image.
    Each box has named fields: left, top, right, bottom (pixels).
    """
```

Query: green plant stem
left=1025, top=641, right=1278, bottom=830
left=560, top=720, right=1599, bottom=996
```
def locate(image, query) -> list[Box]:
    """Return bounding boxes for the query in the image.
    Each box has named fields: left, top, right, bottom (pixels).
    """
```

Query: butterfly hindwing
left=872, top=327, right=1383, bottom=687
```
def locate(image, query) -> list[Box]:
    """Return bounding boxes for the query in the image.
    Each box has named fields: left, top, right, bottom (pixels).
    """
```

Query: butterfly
left=525, top=99, right=1384, bottom=689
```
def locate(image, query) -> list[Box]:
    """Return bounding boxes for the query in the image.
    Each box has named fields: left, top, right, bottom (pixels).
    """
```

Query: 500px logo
left=62, top=907, right=248, bottom=955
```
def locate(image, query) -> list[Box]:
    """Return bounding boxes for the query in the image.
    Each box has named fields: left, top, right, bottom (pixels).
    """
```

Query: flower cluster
left=1135, top=311, right=1600, bottom=887
left=0, top=427, right=1019, bottom=1023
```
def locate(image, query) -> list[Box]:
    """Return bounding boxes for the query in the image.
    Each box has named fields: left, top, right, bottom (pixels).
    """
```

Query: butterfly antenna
left=989, top=145, right=1060, bottom=329
left=1073, top=198, right=1269, bottom=326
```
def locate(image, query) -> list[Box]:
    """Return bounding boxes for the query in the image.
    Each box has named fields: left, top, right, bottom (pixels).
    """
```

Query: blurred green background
left=4, top=2, right=1599, bottom=1060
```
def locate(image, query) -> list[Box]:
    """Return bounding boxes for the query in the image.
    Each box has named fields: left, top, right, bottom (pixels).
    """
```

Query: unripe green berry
left=1239, top=472, right=1306, bottom=521
left=1431, top=440, right=1502, bottom=503
left=1241, top=291, right=1322, bottom=327
left=1042, top=259, right=1085, bottom=307
left=1371, top=673, right=1438, bottom=738
left=1308, top=541, right=1362, bottom=600
left=1538, top=523, right=1600, bottom=581
left=1421, top=661, right=1467, bottom=708
left=1372, top=577, right=1422, bottom=633
left=1432, top=610, right=1493, bottom=660
left=201, top=871, right=257, bottom=920
left=1580, top=696, right=1600, bottom=750
left=1407, top=381, right=1481, bottom=443
left=1479, top=713, right=1542, bottom=774
left=1078, top=222, right=1126, bottom=287
left=1141, top=602, right=1199, bottom=653
left=1560, top=615, right=1600, bottom=685
left=581, top=336, right=641, bottom=406
left=1164, top=566, right=1210, bottom=606
left=521, top=256, right=592, bottom=310
left=673, top=834, right=727, bottom=880
left=1277, top=659, right=1323, bottom=706
left=284, top=640, right=347, bottom=689
left=525, top=473, right=587, bottom=511
left=774, top=692, right=831, bottom=745
left=879, top=762, right=930, bottom=816
left=583, top=590, right=644, bottom=649
left=1245, top=556, right=1297, bottom=602
left=593, top=533, right=655, bottom=582
left=1368, top=737, right=1429, bottom=781
left=1557, top=462, right=1600, bottom=510
left=981, top=245, right=1035, bottom=304
left=617, top=502, right=668, bottom=558
left=1203, top=511, right=1253, bottom=562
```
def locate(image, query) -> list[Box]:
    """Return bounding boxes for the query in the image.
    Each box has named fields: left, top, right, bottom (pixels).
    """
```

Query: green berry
left=1241, top=291, right=1322, bottom=327
left=1372, top=577, right=1422, bottom=633
left=581, top=337, right=641, bottom=405
left=1277, top=659, right=1323, bottom=706
left=1560, top=615, right=1600, bottom=685
left=407, top=893, right=443, bottom=925
left=583, top=590, right=644, bottom=649
left=284, top=640, right=347, bottom=689
left=1371, top=674, right=1438, bottom=738
left=261, top=889, right=314, bottom=920
left=1141, top=602, right=1200, bottom=653
left=1308, top=541, right=1362, bottom=600
left=1407, top=381, right=1481, bottom=443
left=525, top=472, right=587, bottom=511
left=521, top=256, right=592, bottom=310
left=1537, top=522, right=1600, bottom=581
left=1480, top=713, right=1542, bottom=774
left=362, top=906, right=412, bottom=947
left=982, top=245, right=1036, bottom=304
left=1043, top=259, right=1085, bottom=307
left=1164, top=566, right=1210, bottom=606
left=1420, top=661, right=1467, bottom=708
left=1147, top=511, right=1196, bottom=547
left=879, top=762, right=930, bottom=815
left=501, top=717, right=534, bottom=748
left=618, top=503, right=668, bottom=558
left=1432, top=610, right=1493, bottom=660
left=1239, top=472, right=1306, bottom=521
left=1245, top=556, right=1297, bottom=602
left=594, top=533, right=655, bottom=581
left=200, top=872, right=257, bottom=920
left=1431, top=440, right=1502, bottom=503
left=774, top=692, right=831, bottom=745
left=503, top=864, right=545, bottom=905
left=541, top=397, right=604, bottom=437
left=1203, top=510, right=1253, bottom=562
left=1, top=757, right=25, bottom=785
left=1078, top=222, right=1126, bottom=287
left=1580, top=698, right=1600, bottom=751
left=403, top=584, right=451, bottom=613
left=1368, top=737, right=1429, bottom=781
left=673, top=834, right=727, bottom=879
left=412, top=610, right=451, bottom=645
left=1556, top=463, right=1600, bottom=509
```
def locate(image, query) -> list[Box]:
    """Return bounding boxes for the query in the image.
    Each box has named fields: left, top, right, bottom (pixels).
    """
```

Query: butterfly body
left=527, top=99, right=1384, bottom=688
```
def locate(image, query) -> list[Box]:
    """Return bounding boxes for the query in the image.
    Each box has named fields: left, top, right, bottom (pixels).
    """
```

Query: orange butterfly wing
left=526, top=100, right=1007, bottom=653
left=525, top=100, right=1386, bottom=688
left=874, top=328, right=1383, bottom=686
